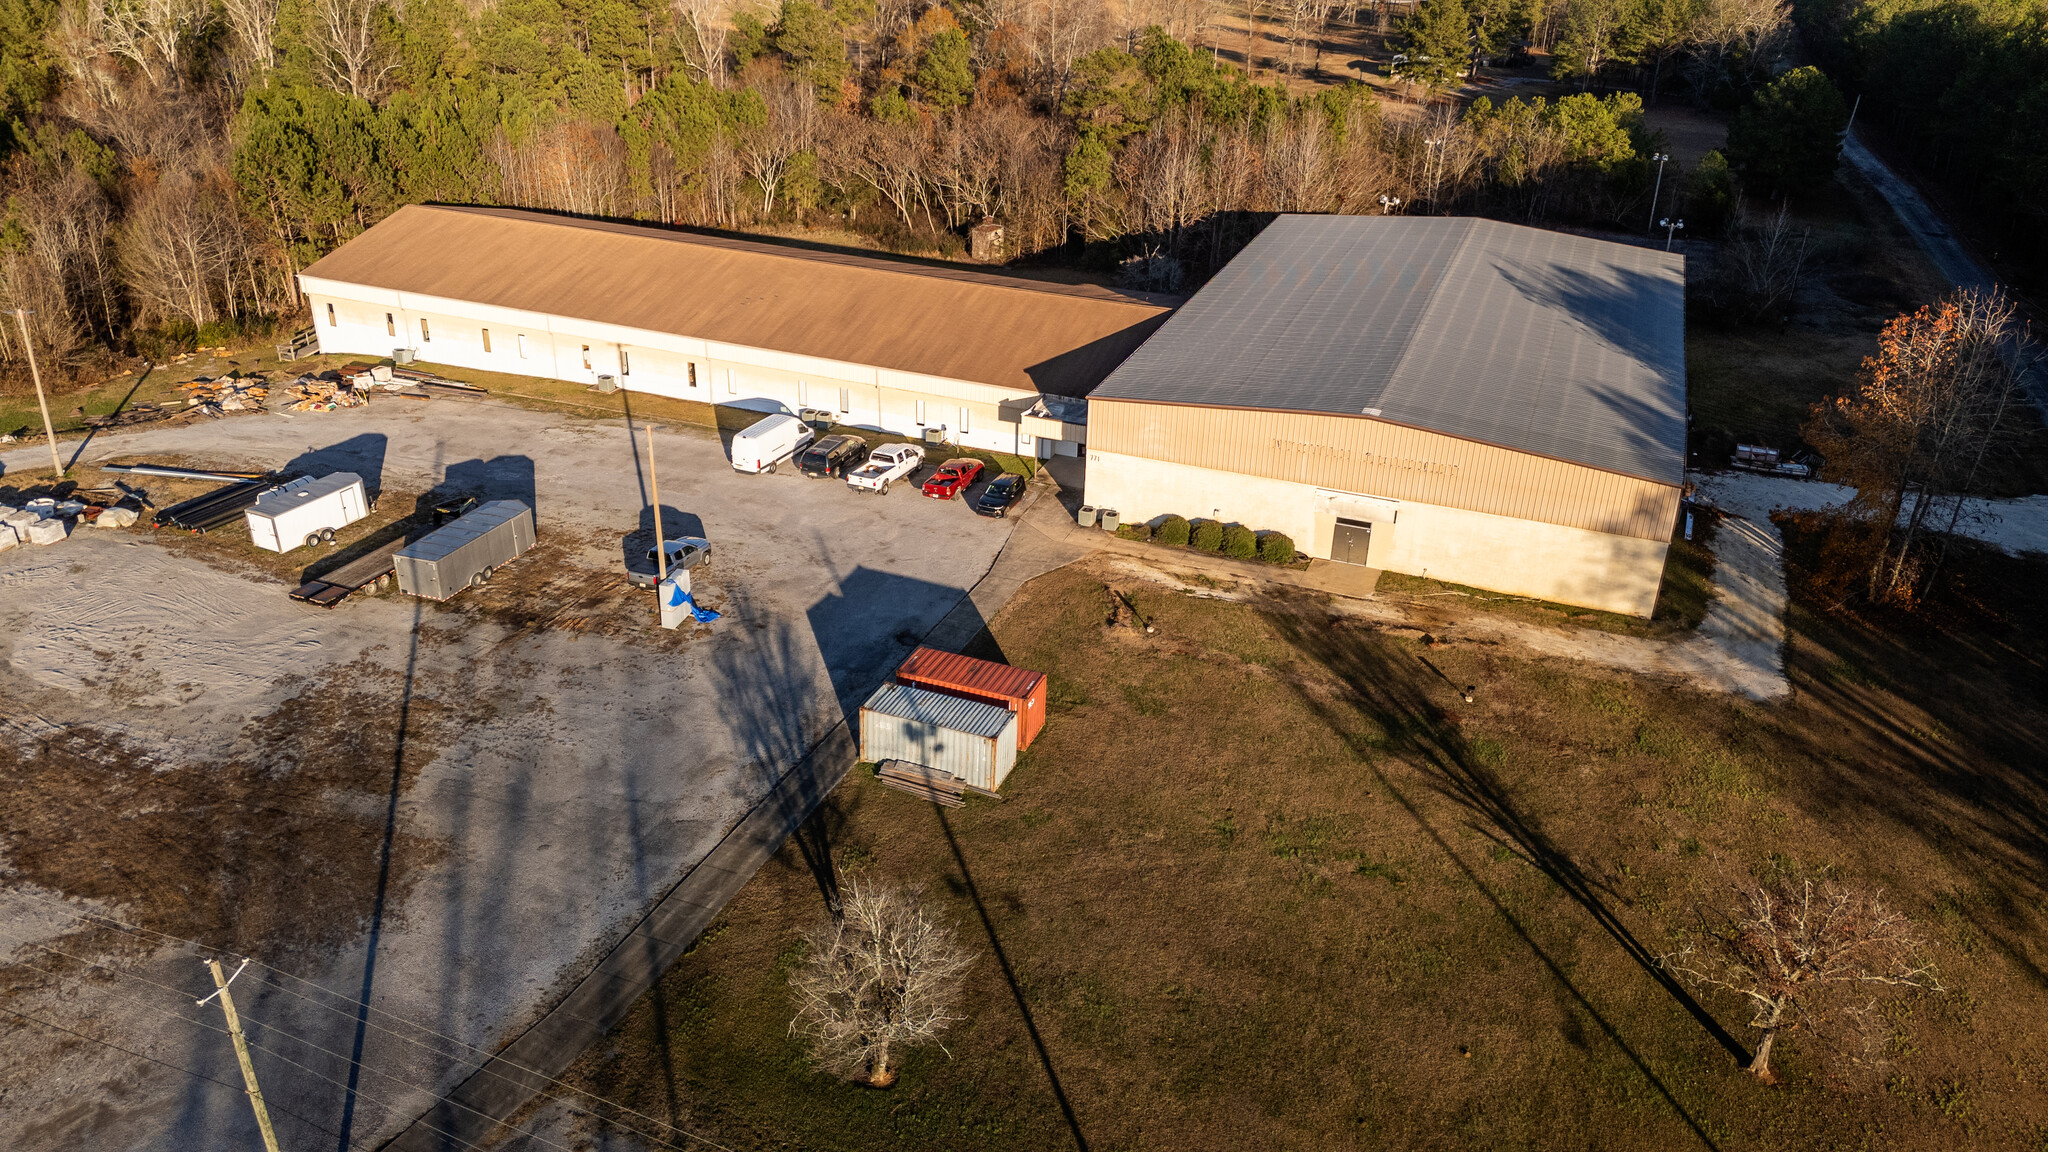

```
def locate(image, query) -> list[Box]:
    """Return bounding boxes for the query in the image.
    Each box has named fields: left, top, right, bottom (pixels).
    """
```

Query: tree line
left=0, top=0, right=1834, bottom=381
left=1797, top=0, right=2048, bottom=276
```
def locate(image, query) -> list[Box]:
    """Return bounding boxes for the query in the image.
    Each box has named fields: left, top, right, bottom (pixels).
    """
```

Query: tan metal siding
left=1090, top=400, right=1679, bottom=541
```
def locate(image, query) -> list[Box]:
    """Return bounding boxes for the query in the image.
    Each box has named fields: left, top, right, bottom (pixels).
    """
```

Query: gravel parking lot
left=0, top=398, right=1014, bottom=1150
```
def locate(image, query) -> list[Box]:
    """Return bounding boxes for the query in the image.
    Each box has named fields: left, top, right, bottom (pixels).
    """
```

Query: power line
left=0, top=944, right=592, bottom=1152
left=0, top=896, right=738, bottom=1152
left=0, top=1004, right=348, bottom=1142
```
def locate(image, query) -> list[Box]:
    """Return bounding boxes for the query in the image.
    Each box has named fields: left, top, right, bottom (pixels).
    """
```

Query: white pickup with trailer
left=729, top=413, right=816, bottom=475
left=245, top=472, right=370, bottom=552
left=846, top=443, right=925, bottom=494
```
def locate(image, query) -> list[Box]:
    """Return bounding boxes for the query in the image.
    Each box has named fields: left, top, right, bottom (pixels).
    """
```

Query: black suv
left=798, top=434, right=870, bottom=479
left=973, top=473, right=1026, bottom=517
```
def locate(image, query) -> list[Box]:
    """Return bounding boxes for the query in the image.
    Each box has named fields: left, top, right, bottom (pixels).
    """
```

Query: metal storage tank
left=894, top=646, right=1049, bottom=750
left=394, top=500, right=536, bottom=600
left=860, top=683, right=1019, bottom=792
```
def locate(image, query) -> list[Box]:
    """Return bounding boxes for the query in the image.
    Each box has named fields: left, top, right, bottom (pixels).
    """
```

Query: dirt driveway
left=0, top=400, right=1013, bottom=1150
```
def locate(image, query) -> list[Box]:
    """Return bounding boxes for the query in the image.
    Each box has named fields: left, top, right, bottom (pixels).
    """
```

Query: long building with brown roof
left=297, top=205, right=1173, bottom=457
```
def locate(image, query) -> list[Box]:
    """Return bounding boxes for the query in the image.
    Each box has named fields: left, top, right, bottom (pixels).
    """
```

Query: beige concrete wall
left=1086, top=449, right=1670, bottom=616
left=1087, top=399, right=1681, bottom=542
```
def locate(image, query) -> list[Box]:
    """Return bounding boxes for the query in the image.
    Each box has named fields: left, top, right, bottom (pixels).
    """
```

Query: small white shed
left=860, top=683, right=1019, bottom=792
left=245, top=473, right=370, bottom=552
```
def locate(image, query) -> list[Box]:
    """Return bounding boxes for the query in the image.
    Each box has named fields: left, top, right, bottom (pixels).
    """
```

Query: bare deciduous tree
left=1661, top=877, right=1940, bottom=1080
left=493, top=119, right=633, bottom=217
left=311, top=0, right=394, bottom=101
left=671, top=0, right=737, bottom=86
left=788, top=877, right=974, bottom=1088
left=738, top=75, right=819, bottom=216
left=220, top=0, right=281, bottom=82
left=119, top=170, right=244, bottom=329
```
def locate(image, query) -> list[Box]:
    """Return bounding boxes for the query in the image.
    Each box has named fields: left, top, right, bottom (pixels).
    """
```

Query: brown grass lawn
left=564, top=538, right=2048, bottom=1150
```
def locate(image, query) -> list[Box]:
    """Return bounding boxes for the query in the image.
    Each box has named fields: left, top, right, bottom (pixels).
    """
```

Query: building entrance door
left=1333, top=518, right=1373, bottom=566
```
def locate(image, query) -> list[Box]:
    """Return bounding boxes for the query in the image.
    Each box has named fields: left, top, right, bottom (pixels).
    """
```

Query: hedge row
left=1117, top=515, right=1296, bottom=566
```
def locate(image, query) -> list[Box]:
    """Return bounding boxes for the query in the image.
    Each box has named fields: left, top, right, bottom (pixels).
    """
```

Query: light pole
left=1379, top=195, right=1403, bottom=215
left=1425, top=136, right=1443, bottom=205
left=9, top=308, right=63, bottom=479
left=1646, top=152, right=1670, bottom=234
left=1659, top=217, right=1685, bottom=251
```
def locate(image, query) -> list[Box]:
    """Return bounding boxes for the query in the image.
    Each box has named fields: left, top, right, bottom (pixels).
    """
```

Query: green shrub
left=1116, top=522, right=1151, bottom=541
left=1258, top=531, right=1297, bottom=565
left=1221, top=524, right=1257, bottom=559
left=1191, top=520, right=1224, bottom=552
left=1155, top=515, right=1191, bottom=547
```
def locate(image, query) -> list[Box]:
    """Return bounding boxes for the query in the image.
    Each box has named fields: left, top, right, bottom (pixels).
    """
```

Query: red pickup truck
left=921, top=458, right=984, bottom=500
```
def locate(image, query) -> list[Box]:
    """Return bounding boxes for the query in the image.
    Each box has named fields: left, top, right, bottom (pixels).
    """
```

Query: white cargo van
left=245, top=472, right=370, bottom=552
left=730, top=413, right=815, bottom=474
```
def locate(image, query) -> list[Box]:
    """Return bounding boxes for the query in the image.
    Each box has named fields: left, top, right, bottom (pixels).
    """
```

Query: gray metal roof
left=1090, top=216, right=1687, bottom=484
left=861, top=683, right=1014, bottom=739
left=250, top=472, right=363, bottom=516
left=395, top=500, right=531, bottom=564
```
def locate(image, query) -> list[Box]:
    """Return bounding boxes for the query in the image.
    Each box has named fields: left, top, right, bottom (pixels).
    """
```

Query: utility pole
left=1646, top=153, right=1670, bottom=234
left=648, top=425, right=667, bottom=586
left=199, top=958, right=284, bottom=1152
left=10, top=309, right=63, bottom=479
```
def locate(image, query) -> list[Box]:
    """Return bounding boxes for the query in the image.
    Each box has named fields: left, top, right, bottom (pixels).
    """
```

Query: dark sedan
left=972, top=472, right=1025, bottom=517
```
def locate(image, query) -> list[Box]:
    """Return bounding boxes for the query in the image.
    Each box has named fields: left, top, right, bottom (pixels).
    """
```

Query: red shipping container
left=895, top=647, right=1049, bottom=751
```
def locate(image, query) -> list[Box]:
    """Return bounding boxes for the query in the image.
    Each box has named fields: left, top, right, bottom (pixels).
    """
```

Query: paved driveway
left=0, top=399, right=1013, bottom=1150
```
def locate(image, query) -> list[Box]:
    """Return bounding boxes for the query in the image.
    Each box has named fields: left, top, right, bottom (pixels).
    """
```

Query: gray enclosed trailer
left=394, top=500, right=536, bottom=600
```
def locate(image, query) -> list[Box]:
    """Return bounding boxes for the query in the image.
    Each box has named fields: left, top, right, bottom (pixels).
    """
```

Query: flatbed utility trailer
left=290, top=535, right=410, bottom=607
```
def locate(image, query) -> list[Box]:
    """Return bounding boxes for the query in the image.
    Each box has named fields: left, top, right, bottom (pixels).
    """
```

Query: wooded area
left=0, top=0, right=1992, bottom=383
left=1799, top=0, right=2048, bottom=279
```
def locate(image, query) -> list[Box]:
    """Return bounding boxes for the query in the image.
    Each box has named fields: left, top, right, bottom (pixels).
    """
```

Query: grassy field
left=562, top=534, right=2048, bottom=1150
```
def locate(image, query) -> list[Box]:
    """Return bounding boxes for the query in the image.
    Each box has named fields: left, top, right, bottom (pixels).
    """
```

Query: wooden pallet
left=873, top=761, right=1004, bottom=806
left=875, top=761, right=967, bottom=807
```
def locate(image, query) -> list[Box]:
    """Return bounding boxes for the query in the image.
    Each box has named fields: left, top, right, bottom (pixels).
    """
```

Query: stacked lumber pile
left=873, top=760, right=968, bottom=807
left=180, top=375, right=271, bottom=413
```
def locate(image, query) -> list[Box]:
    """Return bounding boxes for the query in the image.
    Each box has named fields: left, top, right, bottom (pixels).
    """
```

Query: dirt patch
left=0, top=659, right=452, bottom=970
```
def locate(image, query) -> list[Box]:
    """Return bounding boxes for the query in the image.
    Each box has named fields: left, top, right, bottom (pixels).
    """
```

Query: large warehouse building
left=298, top=205, right=1171, bottom=457
left=1085, top=216, right=1686, bottom=616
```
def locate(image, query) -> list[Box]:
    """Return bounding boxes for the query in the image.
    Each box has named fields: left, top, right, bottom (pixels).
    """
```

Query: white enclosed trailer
left=245, top=473, right=370, bottom=552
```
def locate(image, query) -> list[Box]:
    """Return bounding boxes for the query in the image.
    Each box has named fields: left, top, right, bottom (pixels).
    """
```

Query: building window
left=838, top=387, right=850, bottom=413
left=517, top=333, right=527, bottom=358
left=726, top=369, right=736, bottom=395
left=687, top=362, right=697, bottom=388
left=420, top=318, right=431, bottom=342
left=386, top=313, right=395, bottom=336
left=797, top=380, right=807, bottom=406
left=481, top=328, right=492, bottom=353
left=620, top=348, right=631, bottom=376
left=915, top=400, right=927, bottom=425
left=326, top=303, right=335, bottom=326
left=958, top=406, right=970, bottom=435
left=581, top=345, right=591, bottom=370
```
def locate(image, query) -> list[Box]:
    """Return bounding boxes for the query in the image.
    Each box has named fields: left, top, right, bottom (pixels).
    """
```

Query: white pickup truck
left=846, top=443, right=925, bottom=494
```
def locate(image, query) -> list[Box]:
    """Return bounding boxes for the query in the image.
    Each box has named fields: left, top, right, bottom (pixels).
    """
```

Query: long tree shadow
left=930, top=803, right=1087, bottom=1152
left=1257, top=590, right=1738, bottom=1148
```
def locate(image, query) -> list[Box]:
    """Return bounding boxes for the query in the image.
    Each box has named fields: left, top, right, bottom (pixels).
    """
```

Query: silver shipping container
left=860, top=683, right=1019, bottom=792
left=394, top=500, right=536, bottom=601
